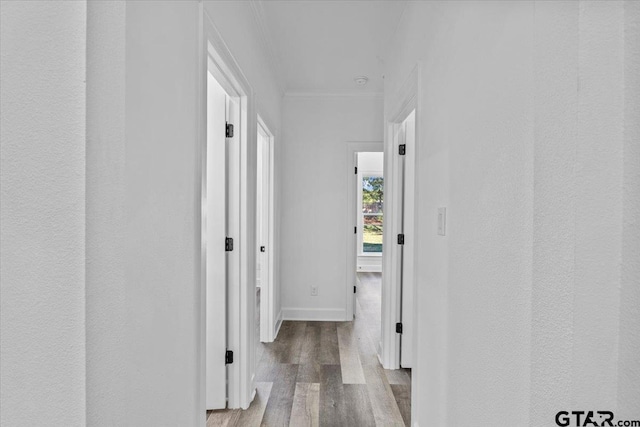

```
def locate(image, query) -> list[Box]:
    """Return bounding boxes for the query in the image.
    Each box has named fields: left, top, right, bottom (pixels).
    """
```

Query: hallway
left=207, top=273, right=411, bottom=426
left=3, top=2, right=639, bottom=426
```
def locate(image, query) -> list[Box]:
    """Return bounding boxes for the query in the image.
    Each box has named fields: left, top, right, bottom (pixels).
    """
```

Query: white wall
left=122, top=2, right=202, bottom=424
left=1, top=2, right=87, bottom=425
left=280, top=95, right=383, bottom=320
left=384, top=1, right=640, bottom=426
left=85, top=1, right=126, bottom=424
left=618, top=1, right=640, bottom=419
left=358, top=152, right=384, bottom=173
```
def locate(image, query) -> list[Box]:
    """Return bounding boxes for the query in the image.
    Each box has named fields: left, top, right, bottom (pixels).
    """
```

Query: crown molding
left=284, top=92, right=384, bottom=99
left=248, top=0, right=287, bottom=95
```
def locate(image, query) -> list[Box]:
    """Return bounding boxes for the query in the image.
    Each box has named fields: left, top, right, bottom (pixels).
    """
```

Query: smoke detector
left=354, top=76, right=369, bottom=86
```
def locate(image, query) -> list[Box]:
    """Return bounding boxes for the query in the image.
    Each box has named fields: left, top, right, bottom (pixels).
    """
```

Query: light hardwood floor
left=207, top=272, right=411, bottom=427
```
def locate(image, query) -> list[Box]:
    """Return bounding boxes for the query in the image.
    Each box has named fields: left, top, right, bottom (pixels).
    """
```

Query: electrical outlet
left=311, top=286, right=318, bottom=296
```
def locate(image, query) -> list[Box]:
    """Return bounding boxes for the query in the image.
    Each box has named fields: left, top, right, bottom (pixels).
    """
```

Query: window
left=362, top=176, right=383, bottom=253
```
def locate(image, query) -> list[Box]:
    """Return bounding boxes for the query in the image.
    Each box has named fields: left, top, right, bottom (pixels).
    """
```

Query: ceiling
left=258, top=0, right=407, bottom=94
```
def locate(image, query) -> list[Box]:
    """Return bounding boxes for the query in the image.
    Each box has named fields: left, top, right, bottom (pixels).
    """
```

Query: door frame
left=381, top=64, right=420, bottom=371
left=257, top=116, right=276, bottom=343
left=198, top=7, right=257, bottom=413
left=346, top=141, right=384, bottom=322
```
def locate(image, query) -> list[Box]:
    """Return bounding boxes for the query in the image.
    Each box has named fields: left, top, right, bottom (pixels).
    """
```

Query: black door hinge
left=225, top=237, right=234, bottom=252
left=354, top=166, right=358, bottom=174
left=354, top=226, right=357, bottom=234
left=396, top=322, right=403, bottom=334
left=226, top=122, right=234, bottom=138
left=354, top=285, right=357, bottom=294
left=225, top=350, right=233, bottom=364
left=260, top=246, right=266, bottom=253
left=399, top=144, right=406, bottom=155
left=397, top=234, right=405, bottom=245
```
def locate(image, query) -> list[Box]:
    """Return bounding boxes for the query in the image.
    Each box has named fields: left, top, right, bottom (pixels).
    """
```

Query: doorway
left=381, top=109, right=416, bottom=369
left=395, top=110, right=416, bottom=369
left=256, top=118, right=275, bottom=344
left=355, top=151, right=385, bottom=355
left=346, top=142, right=383, bottom=327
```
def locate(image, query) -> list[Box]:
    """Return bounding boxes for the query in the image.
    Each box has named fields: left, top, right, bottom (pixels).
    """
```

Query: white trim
left=282, top=308, right=347, bottom=322
left=248, top=0, right=286, bottom=94
left=346, top=142, right=384, bottom=321
left=202, top=10, right=257, bottom=411
left=284, top=92, right=384, bottom=99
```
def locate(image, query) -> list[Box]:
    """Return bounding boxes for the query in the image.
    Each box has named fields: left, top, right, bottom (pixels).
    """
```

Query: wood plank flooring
left=207, top=272, right=411, bottom=426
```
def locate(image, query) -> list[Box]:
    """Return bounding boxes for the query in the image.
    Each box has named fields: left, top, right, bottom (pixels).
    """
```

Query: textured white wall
left=530, top=2, right=579, bottom=421
left=123, top=2, right=202, bottom=424
left=618, top=0, right=640, bottom=420
left=280, top=96, right=383, bottom=319
left=384, top=1, right=640, bottom=426
left=0, top=1, right=87, bottom=425
left=85, top=1, right=126, bottom=424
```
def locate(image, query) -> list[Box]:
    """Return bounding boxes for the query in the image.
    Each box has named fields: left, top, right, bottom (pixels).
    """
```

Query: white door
left=256, top=132, right=263, bottom=288
left=257, top=127, right=271, bottom=334
left=205, top=72, right=229, bottom=410
left=400, top=111, right=416, bottom=368
left=224, top=90, right=242, bottom=397
left=353, top=152, right=360, bottom=318
left=394, top=123, right=407, bottom=365
left=256, top=129, right=270, bottom=292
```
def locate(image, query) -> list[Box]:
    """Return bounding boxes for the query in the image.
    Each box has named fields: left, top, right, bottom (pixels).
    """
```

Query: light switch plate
left=437, top=207, right=446, bottom=236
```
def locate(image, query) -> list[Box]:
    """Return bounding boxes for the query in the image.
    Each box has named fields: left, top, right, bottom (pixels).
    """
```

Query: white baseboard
left=282, top=307, right=347, bottom=321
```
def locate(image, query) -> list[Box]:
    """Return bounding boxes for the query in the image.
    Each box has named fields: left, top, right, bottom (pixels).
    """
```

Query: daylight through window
left=362, top=176, right=383, bottom=253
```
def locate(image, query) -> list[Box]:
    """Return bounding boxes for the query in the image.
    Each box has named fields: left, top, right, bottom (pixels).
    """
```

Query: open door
left=353, top=152, right=360, bottom=318
left=399, top=111, right=416, bottom=368
left=257, top=122, right=273, bottom=342
left=205, top=72, right=234, bottom=410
